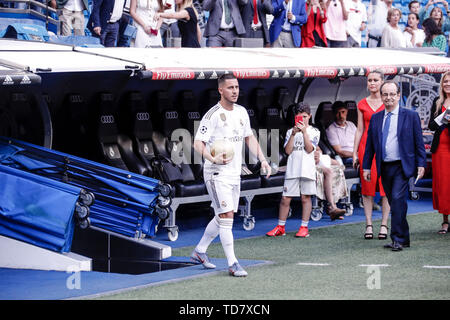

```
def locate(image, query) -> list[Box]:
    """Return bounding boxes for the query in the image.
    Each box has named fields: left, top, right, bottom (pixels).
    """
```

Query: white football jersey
left=284, top=126, right=320, bottom=180
left=195, top=103, right=253, bottom=184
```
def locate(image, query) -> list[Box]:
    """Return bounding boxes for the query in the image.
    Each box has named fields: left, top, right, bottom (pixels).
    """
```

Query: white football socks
left=218, top=218, right=238, bottom=267
left=195, top=216, right=220, bottom=253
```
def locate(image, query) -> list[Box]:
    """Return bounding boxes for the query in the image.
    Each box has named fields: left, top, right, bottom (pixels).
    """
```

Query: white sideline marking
left=297, top=262, right=331, bottom=266
left=423, top=265, right=450, bottom=269
left=359, top=264, right=390, bottom=267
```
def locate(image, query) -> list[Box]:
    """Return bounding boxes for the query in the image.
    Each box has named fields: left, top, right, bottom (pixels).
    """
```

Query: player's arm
left=245, top=135, right=271, bottom=177
left=193, top=140, right=231, bottom=165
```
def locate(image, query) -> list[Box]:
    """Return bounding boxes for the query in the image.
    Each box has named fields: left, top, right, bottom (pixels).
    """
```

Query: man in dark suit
left=363, top=81, right=426, bottom=251
left=87, top=0, right=125, bottom=47
left=269, top=0, right=307, bottom=47
left=240, top=0, right=274, bottom=46
left=203, top=0, right=248, bottom=47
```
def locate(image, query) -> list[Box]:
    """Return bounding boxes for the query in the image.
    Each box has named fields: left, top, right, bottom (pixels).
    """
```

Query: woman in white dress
left=130, top=0, right=164, bottom=47
left=381, top=7, right=407, bottom=48
left=403, top=12, right=425, bottom=47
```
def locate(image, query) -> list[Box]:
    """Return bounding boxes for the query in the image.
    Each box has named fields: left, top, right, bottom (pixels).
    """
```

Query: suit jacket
left=87, top=0, right=121, bottom=34
left=301, top=4, right=327, bottom=47
left=363, top=107, right=427, bottom=179
left=269, top=0, right=307, bottom=47
left=428, top=97, right=450, bottom=153
left=240, top=0, right=273, bottom=44
left=203, top=0, right=248, bottom=37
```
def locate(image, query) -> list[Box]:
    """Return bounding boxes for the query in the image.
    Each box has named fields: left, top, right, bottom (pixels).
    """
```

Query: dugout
left=0, top=39, right=447, bottom=250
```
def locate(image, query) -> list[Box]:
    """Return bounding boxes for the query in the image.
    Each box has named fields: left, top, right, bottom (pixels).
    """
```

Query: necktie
left=224, top=0, right=232, bottom=25
left=381, top=112, right=392, bottom=160
left=253, top=0, right=258, bottom=25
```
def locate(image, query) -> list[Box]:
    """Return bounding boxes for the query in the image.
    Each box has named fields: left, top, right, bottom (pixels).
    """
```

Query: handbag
left=124, top=23, right=137, bottom=39
left=151, top=155, right=183, bottom=183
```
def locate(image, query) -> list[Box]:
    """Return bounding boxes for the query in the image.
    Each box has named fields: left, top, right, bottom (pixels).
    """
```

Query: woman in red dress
left=428, top=70, right=450, bottom=234
left=353, top=70, right=390, bottom=240
left=301, top=0, right=327, bottom=48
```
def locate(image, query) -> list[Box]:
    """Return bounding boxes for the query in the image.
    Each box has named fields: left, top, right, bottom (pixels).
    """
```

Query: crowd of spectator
left=1, top=0, right=449, bottom=52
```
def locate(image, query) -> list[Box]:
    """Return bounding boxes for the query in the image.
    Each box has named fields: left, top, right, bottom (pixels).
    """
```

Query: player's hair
left=218, top=73, right=237, bottom=86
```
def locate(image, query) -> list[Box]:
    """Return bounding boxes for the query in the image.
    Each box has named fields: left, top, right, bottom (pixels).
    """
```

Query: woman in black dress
left=156, top=0, right=201, bottom=47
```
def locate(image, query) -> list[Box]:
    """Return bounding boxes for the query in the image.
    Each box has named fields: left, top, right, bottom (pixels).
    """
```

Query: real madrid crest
left=220, top=113, right=227, bottom=126
left=240, top=119, right=244, bottom=126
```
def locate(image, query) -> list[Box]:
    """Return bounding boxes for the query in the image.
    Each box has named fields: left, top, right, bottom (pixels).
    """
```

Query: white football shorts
left=282, top=177, right=316, bottom=197
left=205, top=174, right=240, bottom=215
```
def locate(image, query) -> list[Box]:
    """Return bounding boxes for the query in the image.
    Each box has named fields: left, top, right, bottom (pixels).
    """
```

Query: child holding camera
left=266, top=102, right=320, bottom=238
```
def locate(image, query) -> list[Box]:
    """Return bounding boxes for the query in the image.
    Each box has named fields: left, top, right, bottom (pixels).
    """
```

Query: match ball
left=211, top=139, right=234, bottom=160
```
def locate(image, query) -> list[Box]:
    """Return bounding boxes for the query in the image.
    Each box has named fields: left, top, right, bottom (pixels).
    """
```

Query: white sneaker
left=228, top=262, right=248, bottom=277
left=190, top=250, right=216, bottom=269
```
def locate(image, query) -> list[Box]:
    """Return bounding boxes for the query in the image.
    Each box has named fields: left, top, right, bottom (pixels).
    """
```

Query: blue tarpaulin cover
left=0, top=137, right=168, bottom=244
left=0, top=164, right=79, bottom=252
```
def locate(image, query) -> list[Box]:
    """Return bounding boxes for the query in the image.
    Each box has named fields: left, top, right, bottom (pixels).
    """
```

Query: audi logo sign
left=188, top=112, right=200, bottom=119
left=165, top=111, right=178, bottom=119
left=136, top=112, right=150, bottom=121
left=100, top=115, right=115, bottom=124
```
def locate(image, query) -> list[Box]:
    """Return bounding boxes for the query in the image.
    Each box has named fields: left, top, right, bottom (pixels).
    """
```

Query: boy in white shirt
left=266, top=102, right=320, bottom=238
left=192, top=73, right=271, bottom=276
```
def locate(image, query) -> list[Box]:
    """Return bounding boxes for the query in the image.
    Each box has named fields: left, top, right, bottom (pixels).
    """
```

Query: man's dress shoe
left=383, top=241, right=409, bottom=251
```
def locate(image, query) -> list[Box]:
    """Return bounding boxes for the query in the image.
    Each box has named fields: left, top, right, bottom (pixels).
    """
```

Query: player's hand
left=260, top=160, right=271, bottom=178
left=212, top=152, right=232, bottom=165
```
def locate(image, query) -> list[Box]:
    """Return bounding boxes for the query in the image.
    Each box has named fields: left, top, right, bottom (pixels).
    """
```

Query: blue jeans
left=101, top=22, right=119, bottom=47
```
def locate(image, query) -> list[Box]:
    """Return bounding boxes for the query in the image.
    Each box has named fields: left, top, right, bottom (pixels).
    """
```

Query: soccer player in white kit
left=191, top=73, right=271, bottom=277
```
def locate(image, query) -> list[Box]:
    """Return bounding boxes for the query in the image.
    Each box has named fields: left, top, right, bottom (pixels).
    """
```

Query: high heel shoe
left=378, top=225, right=388, bottom=240
left=364, top=225, right=373, bottom=240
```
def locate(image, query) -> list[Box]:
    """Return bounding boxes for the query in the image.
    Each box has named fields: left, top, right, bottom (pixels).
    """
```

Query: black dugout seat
left=151, top=90, right=206, bottom=197
left=314, top=101, right=359, bottom=179
left=119, top=91, right=155, bottom=177
left=250, top=87, right=287, bottom=188
left=95, top=92, right=148, bottom=175
left=6, top=92, right=44, bottom=146
left=177, top=90, right=202, bottom=135
left=57, top=93, right=96, bottom=158
left=344, top=100, right=358, bottom=126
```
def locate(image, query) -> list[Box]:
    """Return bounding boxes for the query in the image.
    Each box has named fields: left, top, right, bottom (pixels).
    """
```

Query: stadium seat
left=5, top=91, right=44, bottom=146
left=150, top=90, right=206, bottom=197
left=56, top=93, right=96, bottom=158
left=94, top=92, right=147, bottom=175
left=344, top=100, right=358, bottom=126
left=118, top=91, right=156, bottom=177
